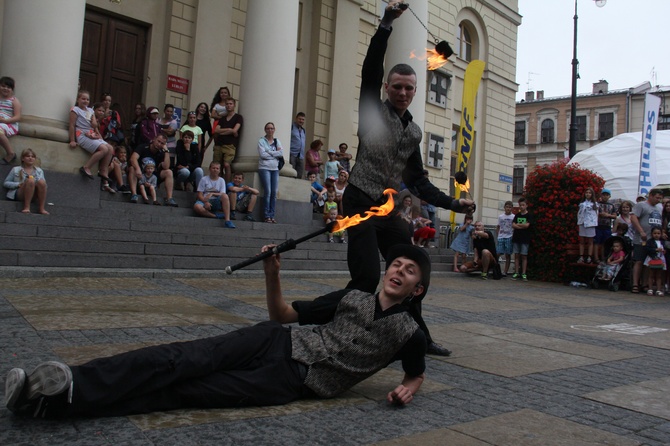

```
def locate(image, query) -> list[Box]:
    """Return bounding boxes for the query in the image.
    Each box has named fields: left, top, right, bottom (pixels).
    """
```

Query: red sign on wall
left=167, top=75, right=189, bottom=94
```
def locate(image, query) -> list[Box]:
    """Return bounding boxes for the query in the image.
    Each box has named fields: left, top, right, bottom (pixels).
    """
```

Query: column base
left=10, top=116, right=91, bottom=175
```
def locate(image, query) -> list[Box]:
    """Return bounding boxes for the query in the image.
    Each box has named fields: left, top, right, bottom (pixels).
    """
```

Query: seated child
left=614, top=222, right=631, bottom=244
left=308, top=172, right=327, bottom=213
left=193, top=161, right=236, bottom=228
left=323, top=190, right=338, bottom=223
left=596, top=240, right=625, bottom=281
left=137, top=158, right=160, bottom=205
left=325, top=208, right=346, bottom=243
left=3, top=148, right=48, bottom=214
left=411, top=205, right=435, bottom=248
left=109, top=145, right=129, bottom=193
left=324, top=175, right=336, bottom=198
left=227, top=171, right=259, bottom=221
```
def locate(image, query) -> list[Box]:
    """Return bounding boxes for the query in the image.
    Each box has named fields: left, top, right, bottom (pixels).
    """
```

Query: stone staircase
left=0, top=168, right=455, bottom=276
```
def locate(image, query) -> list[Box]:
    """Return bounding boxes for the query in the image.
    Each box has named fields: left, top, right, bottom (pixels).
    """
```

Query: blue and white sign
left=499, top=174, right=513, bottom=184
left=638, top=93, right=661, bottom=196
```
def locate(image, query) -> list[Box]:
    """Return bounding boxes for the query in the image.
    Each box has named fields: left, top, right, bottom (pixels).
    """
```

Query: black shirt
left=135, top=144, right=168, bottom=171
left=473, top=230, right=497, bottom=258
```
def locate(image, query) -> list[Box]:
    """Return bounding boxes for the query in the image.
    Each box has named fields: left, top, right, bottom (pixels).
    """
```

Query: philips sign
left=638, top=93, right=661, bottom=196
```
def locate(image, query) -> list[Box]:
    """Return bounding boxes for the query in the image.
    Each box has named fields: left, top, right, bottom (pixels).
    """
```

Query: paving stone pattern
left=1, top=271, right=670, bottom=445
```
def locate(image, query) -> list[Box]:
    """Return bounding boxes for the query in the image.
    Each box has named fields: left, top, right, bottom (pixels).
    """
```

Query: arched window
left=541, top=119, right=555, bottom=143
left=456, top=23, right=472, bottom=61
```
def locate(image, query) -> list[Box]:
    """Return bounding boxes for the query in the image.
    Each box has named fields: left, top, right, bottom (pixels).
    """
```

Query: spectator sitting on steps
left=193, top=161, right=235, bottom=229
left=460, top=221, right=498, bottom=280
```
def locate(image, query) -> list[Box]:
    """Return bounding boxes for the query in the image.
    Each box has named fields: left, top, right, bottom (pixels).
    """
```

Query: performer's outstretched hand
left=387, top=384, right=414, bottom=406
left=460, top=199, right=476, bottom=214
left=383, top=1, right=407, bottom=22
left=261, top=244, right=281, bottom=276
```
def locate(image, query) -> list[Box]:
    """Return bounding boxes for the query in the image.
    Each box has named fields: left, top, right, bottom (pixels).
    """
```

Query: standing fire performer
left=344, top=1, right=474, bottom=356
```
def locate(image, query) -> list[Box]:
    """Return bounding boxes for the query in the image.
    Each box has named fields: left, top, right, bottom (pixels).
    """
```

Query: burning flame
left=333, top=188, right=397, bottom=232
left=410, top=49, right=449, bottom=71
left=454, top=178, right=470, bottom=196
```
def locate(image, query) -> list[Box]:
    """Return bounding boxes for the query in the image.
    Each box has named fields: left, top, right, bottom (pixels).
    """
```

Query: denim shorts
left=512, top=242, right=529, bottom=255
left=195, top=196, right=222, bottom=212
left=497, top=237, right=513, bottom=255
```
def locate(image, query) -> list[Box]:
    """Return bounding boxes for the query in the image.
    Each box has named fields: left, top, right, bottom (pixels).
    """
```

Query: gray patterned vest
left=348, top=100, right=423, bottom=202
left=291, top=290, right=418, bottom=398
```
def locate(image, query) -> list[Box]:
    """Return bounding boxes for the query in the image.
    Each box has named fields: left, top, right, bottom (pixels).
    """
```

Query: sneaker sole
left=5, top=368, right=26, bottom=411
left=26, top=361, right=72, bottom=400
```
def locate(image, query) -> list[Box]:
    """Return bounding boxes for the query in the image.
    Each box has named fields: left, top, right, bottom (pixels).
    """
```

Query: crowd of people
left=575, top=187, right=670, bottom=295
left=60, top=84, right=356, bottom=225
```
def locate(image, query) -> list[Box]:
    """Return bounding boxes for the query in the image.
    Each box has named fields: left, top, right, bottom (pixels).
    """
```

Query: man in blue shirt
left=289, top=112, right=306, bottom=179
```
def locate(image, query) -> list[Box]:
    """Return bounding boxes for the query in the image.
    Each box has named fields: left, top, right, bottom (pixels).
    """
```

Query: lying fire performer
left=343, top=2, right=475, bottom=356
left=6, top=244, right=430, bottom=417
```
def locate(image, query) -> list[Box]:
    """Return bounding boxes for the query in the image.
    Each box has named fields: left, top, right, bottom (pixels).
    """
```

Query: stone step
left=0, top=171, right=456, bottom=273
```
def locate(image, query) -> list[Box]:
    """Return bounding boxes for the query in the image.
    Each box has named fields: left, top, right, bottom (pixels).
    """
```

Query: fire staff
left=343, top=2, right=474, bottom=356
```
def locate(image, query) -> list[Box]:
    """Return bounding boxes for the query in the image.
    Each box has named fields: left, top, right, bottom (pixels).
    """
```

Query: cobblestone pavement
left=1, top=270, right=670, bottom=445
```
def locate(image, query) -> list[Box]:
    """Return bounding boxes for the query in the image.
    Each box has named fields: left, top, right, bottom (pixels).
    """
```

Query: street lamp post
left=568, top=0, right=579, bottom=159
left=568, top=0, right=606, bottom=159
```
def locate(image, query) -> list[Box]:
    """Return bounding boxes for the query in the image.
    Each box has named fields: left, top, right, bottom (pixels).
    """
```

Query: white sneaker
left=5, top=368, right=26, bottom=412
left=25, top=361, right=73, bottom=401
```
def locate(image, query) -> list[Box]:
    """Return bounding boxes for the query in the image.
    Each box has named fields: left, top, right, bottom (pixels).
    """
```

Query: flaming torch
left=225, top=189, right=398, bottom=274
left=404, top=1, right=454, bottom=71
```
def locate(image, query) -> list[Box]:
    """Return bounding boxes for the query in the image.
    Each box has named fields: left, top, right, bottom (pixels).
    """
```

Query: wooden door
left=79, top=9, right=147, bottom=131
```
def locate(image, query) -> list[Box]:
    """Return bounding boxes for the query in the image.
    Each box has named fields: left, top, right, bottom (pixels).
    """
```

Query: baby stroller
left=590, top=235, right=632, bottom=291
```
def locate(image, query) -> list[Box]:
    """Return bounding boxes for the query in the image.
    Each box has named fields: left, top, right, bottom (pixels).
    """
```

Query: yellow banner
left=451, top=60, right=485, bottom=229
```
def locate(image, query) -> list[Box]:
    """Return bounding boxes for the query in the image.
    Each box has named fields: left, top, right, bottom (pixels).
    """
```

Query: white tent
left=568, top=130, right=670, bottom=202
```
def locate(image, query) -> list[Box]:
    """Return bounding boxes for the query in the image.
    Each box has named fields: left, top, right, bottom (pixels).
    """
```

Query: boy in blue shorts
left=496, top=200, right=514, bottom=276
left=193, top=161, right=235, bottom=228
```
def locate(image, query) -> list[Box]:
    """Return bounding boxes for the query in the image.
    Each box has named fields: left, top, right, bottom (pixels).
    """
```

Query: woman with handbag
left=257, top=122, right=283, bottom=223
left=644, top=226, right=666, bottom=296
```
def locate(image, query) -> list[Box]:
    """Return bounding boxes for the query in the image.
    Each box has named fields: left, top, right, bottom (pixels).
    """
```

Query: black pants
left=63, top=322, right=308, bottom=417
left=343, top=185, right=435, bottom=344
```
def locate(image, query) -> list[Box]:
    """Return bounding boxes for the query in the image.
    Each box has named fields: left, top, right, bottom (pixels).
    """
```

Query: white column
left=327, top=0, right=361, bottom=150
left=0, top=0, right=86, bottom=134
left=386, top=0, right=428, bottom=127
left=234, top=0, right=299, bottom=177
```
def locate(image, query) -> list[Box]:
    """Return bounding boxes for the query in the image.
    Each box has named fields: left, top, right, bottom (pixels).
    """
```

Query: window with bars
left=456, top=23, right=472, bottom=62
left=541, top=119, right=554, bottom=143
left=576, top=115, right=587, bottom=141
left=658, top=114, right=670, bottom=130
left=514, top=121, right=526, bottom=145
left=598, top=112, right=614, bottom=140
left=513, top=167, right=525, bottom=195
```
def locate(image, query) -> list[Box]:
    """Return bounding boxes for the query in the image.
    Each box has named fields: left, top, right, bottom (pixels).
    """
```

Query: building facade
left=0, top=0, right=521, bottom=224
left=514, top=80, right=670, bottom=200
